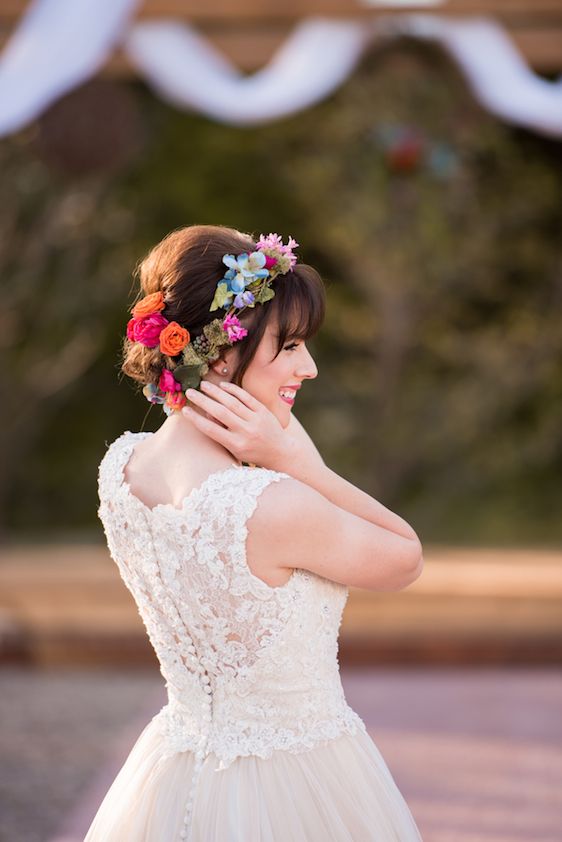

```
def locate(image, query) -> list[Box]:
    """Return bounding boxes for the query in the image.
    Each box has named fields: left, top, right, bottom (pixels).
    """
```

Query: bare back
left=122, top=431, right=294, bottom=588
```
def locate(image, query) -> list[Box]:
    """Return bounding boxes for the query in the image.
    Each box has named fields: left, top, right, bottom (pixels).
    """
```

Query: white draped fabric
left=389, top=15, right=562, bottom=138
left=0, top=0, right=139, bottom=136
left=0, top=0, right=561, bottom=139
left=125, top=18, right=373, bottom=126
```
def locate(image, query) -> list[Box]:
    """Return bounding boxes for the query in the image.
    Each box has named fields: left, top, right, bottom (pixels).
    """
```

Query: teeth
left=279, top=389, right=296, bottom=399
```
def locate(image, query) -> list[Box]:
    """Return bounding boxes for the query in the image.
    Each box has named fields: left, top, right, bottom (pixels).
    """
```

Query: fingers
left=182, top=406, right=235, bottom=449
left=183, top=387, right=240, bottom=428
left=218, top=381, right=263, bottom=413
left=200, top=381, right=254, bottom=421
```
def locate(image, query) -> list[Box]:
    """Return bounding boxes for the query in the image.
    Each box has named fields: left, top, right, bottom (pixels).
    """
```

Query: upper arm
left=247, top=477, right=423, bottom=592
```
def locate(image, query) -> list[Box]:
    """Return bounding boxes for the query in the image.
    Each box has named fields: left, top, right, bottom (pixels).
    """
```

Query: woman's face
left=237, top=320, right=318, bottom=428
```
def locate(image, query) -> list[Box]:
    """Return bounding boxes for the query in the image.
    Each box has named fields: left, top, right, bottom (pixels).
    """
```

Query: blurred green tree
left=2, top=41, right=561, bottom=545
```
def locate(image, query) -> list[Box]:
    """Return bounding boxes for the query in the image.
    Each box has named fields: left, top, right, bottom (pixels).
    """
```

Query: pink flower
left=264, top=256, right=277, bottom=269
left=127, top=313, right=169, bottom=348
left=126, top=318, right=136, bottom=341
left=256, top=233, right=299, bottom=268
left=223, top=313, right=248, bottom=343
left=158, top=368, right=182, bottom=392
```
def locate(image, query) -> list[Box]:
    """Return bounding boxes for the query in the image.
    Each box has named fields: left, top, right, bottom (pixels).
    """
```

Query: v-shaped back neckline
left=118, top=430, right=251, bottom=515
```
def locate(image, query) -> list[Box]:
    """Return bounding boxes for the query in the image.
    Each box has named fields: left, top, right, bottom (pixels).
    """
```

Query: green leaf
left=204, top=318, right=229, bottom=345
left=181, top=344, right=204, bottom=367
left=172, top=364, right=203, bottom=390
left=256, top=285, right=275, bottom=304
left=209, top=282, right=232, bottom=312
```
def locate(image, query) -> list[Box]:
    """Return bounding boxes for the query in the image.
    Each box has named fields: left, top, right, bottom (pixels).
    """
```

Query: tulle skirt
left=84, top=716, right=423, bottom=841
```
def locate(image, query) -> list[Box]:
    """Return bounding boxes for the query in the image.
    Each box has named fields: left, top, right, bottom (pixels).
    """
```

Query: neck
left=156, top=409, right=241, bottom=465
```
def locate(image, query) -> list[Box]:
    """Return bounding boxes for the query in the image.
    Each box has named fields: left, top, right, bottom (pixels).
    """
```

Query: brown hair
left=121, top=224, right=326, bottom=390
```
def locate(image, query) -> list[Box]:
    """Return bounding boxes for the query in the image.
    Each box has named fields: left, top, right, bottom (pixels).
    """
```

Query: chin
left=279, top=406, right=292, bottom=429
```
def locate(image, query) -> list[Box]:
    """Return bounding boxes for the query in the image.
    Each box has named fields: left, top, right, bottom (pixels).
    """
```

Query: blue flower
left=143, top=383, right=166, bottom=404
left=222, top=251, right=268, bottom=293
left=233, top=290, right=255, bottom=309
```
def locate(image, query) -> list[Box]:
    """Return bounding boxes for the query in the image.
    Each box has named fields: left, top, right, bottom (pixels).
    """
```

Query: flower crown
left=125, top=233, right=299, bottom=415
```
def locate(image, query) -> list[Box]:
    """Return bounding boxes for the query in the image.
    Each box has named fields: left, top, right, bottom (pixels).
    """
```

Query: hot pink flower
left=126, top=318, right=136, bottom=341
left=256, top=233, right=299, bottom=268
left=158, top=368, right=182, bottom=392
left=223, top=313, right=248, bottom=343
left=127, top=313, right=169, bottom=348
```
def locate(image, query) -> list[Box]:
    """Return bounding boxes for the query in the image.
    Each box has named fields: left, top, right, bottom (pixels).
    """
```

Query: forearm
left=278, top=416, right=419, bottom=541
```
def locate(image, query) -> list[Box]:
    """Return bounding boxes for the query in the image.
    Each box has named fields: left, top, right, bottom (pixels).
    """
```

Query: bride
left=87, top=224, right=424, bottom=841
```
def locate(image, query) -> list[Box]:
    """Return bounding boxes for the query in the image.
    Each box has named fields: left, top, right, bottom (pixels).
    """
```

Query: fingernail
left=185, top=389, right=195, bottom=396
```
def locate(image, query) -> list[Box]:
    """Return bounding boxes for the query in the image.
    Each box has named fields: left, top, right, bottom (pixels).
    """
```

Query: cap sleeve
left=196, top=466, right=294, bottom=599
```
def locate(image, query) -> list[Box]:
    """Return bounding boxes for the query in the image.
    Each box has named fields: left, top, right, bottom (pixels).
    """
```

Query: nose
left=296, top=346, right=318, bottom=380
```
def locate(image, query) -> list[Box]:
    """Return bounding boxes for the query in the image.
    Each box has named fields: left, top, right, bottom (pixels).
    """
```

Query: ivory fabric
left=0, top=0, right=560, bottom=138
left=125, top=18, right=372, bottom=126
left=125, top=15, right=562, bottom=137
left=85, top=430, right=423, bottom=841
left=0, top=0, right=139, bottom=136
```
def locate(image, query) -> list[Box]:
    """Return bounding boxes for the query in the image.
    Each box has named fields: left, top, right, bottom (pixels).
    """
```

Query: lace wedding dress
left=84, top=430, right=423, bottom=841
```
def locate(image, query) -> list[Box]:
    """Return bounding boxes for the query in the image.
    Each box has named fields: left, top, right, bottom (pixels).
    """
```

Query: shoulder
left=99, top=429, right=137, bottom=456
left=242, top=471, right=344, bottom=578
left=241, top=469, right=333, bottom=527
left=220, top=465, right=293, bottom=501
left=99, top=430, right=150, bottom=462
left=219, top=466, right=313, bottom=516
left=97, top=430, right=150, bottom=497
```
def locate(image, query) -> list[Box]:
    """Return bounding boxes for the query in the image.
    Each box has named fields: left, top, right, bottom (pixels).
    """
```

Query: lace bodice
left=97, top=430, right=366, bottom=835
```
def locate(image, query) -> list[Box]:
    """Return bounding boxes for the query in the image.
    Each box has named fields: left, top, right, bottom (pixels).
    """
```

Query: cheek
left=245, top=359, right=281, bottom=391
left=241, top=365, right=274, bottom=400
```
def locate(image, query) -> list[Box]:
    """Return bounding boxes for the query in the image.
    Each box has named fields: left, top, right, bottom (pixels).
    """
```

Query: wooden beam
left=135, top=0, right=562, bottom=19
left=0, top=20, right=558, bottom=74
left=1, top=0, right=562, bottom=21
left=111, top=22, right=562, bottom=75
left=0, top=2, right=560, bottom=73
left=509, top=27, right=562, bottom=71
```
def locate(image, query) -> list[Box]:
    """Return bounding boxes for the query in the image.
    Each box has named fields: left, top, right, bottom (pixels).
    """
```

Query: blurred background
left=1, top=1, right=561, bottom=840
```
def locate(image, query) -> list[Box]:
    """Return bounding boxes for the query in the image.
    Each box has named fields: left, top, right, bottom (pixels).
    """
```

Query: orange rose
left=159, top=321, right=190, bottom=356
left=166, top=390, right=187, bottom=411
left=131, top=291, right=165, bottom=319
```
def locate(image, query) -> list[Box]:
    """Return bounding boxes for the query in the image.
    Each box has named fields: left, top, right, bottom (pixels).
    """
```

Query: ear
left=208, top=345, right=237, bottom=377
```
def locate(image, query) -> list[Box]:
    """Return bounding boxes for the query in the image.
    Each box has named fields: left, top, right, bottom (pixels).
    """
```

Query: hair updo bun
left=120, top=223, right=326, bottom=395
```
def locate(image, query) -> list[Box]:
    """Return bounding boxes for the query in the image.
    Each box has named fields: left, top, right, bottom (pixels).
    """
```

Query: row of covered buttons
left=179, top=643, right=213, bottom=840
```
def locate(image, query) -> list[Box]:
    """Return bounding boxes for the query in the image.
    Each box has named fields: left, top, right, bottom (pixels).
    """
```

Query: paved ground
left=0, top=668, right=161, bottom=842
left=344, top=667, right=562, bottom=842
left=1, top=666, right=560, bottom=842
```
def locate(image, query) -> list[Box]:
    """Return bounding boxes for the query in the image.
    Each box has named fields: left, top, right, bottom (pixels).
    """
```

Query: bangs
left=269, top=264, right=326, bottom=356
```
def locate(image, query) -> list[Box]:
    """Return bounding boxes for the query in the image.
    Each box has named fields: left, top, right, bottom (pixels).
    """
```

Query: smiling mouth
left=279, top=387, right=297, bottom=405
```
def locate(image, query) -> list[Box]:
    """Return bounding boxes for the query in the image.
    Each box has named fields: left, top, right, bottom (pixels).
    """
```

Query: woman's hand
left=181, top=381, right=298, bottom=471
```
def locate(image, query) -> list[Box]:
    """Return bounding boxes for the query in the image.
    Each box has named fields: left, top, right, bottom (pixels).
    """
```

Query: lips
left=279, top=392, right=295, bottom=405
left=279, top=384, right=299, bottom=405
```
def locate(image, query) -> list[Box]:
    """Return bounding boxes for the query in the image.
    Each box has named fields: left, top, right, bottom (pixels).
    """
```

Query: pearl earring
left=222, top=367, right=228, bottom=374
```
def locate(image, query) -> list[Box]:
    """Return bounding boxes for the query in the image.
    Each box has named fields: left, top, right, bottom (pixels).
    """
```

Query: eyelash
left=284, top=342, right=300, bottom=352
